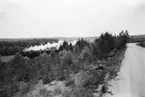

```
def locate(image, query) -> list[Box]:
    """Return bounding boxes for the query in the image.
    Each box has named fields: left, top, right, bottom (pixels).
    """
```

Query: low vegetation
left=0, top=31, right=129, bottom=97
left=136, top=41, right=145, bottom=47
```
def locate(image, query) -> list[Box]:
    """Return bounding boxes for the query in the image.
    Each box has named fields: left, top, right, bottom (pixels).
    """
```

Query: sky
left=0, top=0, right=145, bottom=38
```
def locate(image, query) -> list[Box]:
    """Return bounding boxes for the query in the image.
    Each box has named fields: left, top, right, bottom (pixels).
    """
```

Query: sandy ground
left=106, top=43, right=145, bottom=97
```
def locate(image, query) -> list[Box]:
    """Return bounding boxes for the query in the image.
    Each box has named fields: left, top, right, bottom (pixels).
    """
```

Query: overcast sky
left=0, top=0, right=145, bottom=38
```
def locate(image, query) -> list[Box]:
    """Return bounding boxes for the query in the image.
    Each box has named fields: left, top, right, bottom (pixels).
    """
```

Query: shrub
left=72, top=87, right=94, bottom=97
left=18, top=81, right=30, bottom=94
left=43, top=76, right=52, bottom=84
left=39, top=88, right=50, bottom=97
left=62, top=50, right=73, bottom=67
left=54, top=87, right=62, bottom=95
left=65, top=79, right=75, bottom=86
left=137, top=41, right=145, bottom=47
left=80, top=46, right=91, bottom=61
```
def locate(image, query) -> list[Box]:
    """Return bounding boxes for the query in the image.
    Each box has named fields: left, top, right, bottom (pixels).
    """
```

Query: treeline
left=129, top=35, right=145, bottom=43
left=90, top=30, right=129, bottom=59
left=0, top=39, right=58, bottom=56
left=0, top=31, right=129, bottom=97
left=22, top=30, right=129, bottom=59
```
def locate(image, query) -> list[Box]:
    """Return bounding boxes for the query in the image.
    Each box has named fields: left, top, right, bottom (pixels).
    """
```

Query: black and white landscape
left=0, top=0, right=145, bottom=97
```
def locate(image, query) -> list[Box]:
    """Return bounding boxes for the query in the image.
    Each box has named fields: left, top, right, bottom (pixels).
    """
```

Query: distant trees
left=0, top=39, right=58, bottom=56
left=69, top=43, right=73, bottom=51
left=76, top=39, right=89, bottom=52
left=129, top=35, right=145, bottom=43
left=58, top=41, right=74, bottom=52
left=62, top=41, right=69, bottom=50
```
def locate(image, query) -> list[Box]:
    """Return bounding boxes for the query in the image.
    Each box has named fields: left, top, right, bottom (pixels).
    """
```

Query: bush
left=137, top=41, right=145, bottom=47
left=43, top=76, right=52, bottom=84
left=62, top=50, right=73, bottom=66
left=62, top=87, right=94, bottom=97
left=65, top=79, right=75, bottom=86
left=80, top=46, right=91, bottom=61
left=72, top=87, right=94, bottom=97
left=18, top=81, right=30, bottom=94
left=39, top=88, right=50, bottom=97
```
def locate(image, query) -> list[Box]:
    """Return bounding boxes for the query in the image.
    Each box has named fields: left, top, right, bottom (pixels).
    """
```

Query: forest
left=0, top=38, right=58, bottom=55
left=0, top=31, right=129, bottom=97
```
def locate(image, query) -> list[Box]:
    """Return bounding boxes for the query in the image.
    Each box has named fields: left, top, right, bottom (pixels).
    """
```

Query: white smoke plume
left=24, top=40, right=77, bottom=52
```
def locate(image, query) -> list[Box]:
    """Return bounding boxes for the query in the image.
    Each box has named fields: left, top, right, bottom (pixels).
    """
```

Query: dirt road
left=107, top=43, right=145, bottom=97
